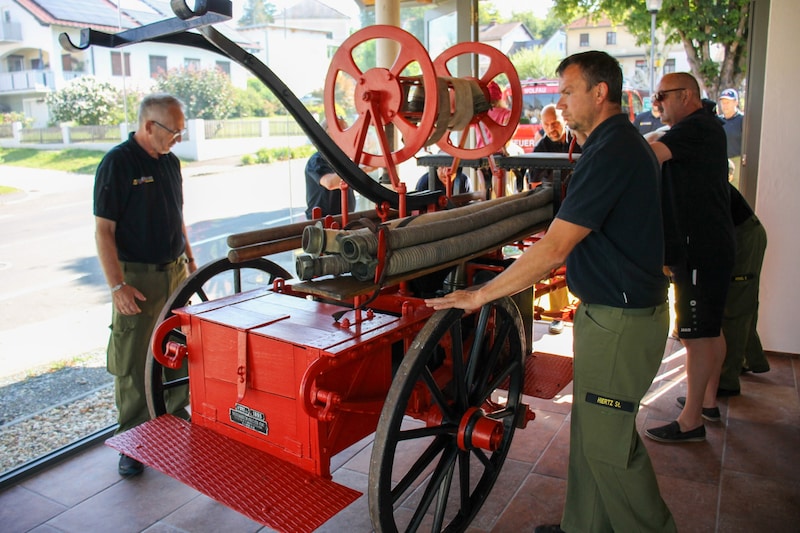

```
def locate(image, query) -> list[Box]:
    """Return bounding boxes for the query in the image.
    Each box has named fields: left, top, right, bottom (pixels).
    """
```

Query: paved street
left=0, top=153, right=425, bottom=381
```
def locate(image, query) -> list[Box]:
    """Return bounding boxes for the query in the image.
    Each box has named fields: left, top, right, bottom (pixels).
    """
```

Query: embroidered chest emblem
left=133, top=176, right=155, bottom=186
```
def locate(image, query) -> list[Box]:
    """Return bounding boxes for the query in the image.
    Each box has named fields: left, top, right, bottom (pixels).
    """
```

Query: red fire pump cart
left=62, top=2, right=575, bottom=531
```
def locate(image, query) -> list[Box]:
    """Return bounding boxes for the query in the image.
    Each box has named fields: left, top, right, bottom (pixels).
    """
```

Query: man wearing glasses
left=645, top=73, right=736, bottom=444
left=94, top=93, right=197, bottom=476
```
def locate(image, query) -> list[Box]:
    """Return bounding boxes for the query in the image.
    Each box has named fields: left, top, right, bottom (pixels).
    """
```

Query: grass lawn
left=0, top=148, right=106, bottom=175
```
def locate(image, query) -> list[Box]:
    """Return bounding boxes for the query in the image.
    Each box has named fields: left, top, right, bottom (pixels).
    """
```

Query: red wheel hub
left=433, top=42, right=522, bottom=158
left=353, top=68, right=404, bottom=123
left=457, top=406, right=505, bottom=452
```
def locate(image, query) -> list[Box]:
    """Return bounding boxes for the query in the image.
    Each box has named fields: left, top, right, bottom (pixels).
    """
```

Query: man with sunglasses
left=644, top=73, right=736, bottom=444
left=427, top=51, right=676, bottom=533
left=94, top=93, right=197, bottom=476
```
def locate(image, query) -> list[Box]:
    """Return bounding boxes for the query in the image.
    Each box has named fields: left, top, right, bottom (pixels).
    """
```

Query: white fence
left=0, top=118, right=311, bottom=161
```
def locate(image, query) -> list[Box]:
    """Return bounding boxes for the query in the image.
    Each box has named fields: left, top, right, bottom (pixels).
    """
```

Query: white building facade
left=0, top=0, right=254, bottom=126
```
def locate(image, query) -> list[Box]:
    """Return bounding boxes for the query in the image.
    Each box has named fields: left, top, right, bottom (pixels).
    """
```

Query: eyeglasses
left=152, top=120, right=187, bottom=140
left=652, top=88, right=686, bottom=102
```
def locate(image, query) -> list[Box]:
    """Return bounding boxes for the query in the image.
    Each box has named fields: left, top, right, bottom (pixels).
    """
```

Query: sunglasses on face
left=652, top=88, right=687, bottom=103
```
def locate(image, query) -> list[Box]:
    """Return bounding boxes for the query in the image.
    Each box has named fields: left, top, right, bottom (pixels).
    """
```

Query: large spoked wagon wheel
left=323, top=24, right=439, bottom=171
left=369, top=297, right=526, bottom=532
left=145, top=257, right=292, bottom=418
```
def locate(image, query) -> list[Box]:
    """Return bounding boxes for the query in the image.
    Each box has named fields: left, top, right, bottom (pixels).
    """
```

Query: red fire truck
left=509, top=79, right=643, bottom=153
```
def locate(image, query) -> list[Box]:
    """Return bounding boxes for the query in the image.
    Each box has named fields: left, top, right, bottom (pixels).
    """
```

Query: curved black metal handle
left=171, top=0, right=208, bottom=19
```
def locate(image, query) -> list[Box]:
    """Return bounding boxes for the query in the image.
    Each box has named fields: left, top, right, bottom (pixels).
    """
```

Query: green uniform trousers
left=720, top=215, right=768, bottom=390
left=108, top=258, right=188, bottom=434
left=561, top=302, right=676, bottom=533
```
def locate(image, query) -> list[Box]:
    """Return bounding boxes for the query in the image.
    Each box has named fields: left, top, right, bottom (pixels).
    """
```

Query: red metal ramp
left=522, top=351, right=573, bottom=399
left=106, top=415, right=361, bottom=533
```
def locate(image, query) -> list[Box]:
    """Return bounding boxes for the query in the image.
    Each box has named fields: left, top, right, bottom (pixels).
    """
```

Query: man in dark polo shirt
left=719, top=88, right=744, bottom=187
left=304, top=118, right=356, bottom=219
left=529, top=104, right=582, bottom=187
left=634, top=105, right=664, bottom=135
left=426, top=51, right=675, bottom=533
left=94, top=93, right=196, bottom=476
left=645, top=73, right=735, bottom=444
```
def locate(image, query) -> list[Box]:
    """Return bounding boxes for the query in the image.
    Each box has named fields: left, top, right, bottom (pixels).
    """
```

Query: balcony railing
left=0, top=70, right=55, bottom=93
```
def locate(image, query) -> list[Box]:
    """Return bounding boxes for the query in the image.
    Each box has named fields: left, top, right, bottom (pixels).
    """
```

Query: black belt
left=122, top=257, right=184, bottom=272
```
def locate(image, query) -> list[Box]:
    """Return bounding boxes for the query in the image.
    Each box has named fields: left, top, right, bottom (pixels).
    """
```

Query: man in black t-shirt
left=304, top=118, right=357, bottom=219
left=530, top=105, right=582, bottom=187
left=633, top=106, right=664, bottom=135
left=427, top=51, right=675, bottom=533
left=94, top=94, right=196, bottom=477
left=719, top=88, right=744, bottom=187
left=414, top=165, right=471, bottom=195
left=645, top=73, right=736, bottom=445
left=719, top=184, right=768, bottom=393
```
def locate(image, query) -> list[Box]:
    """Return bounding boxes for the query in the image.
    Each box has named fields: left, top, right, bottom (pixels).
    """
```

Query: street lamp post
left=647, top=0, right=663, bottom=101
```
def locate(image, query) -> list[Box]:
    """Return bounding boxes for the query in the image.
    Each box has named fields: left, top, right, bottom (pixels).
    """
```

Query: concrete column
left=374, top=0, right=400, bottom=68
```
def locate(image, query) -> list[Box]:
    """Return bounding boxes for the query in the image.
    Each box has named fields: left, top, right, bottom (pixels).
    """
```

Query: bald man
left=645, top=72, right=735, bottom=444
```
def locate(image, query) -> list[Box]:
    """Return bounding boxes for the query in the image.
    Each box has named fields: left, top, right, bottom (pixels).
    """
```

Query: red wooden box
left=173, top=288, right=428, bottom=478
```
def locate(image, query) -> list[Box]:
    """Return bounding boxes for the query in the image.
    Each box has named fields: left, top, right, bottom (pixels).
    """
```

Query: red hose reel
left=323, top=25, right=522, bottom=186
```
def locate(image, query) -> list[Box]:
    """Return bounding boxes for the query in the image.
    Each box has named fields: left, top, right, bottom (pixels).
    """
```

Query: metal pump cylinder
left=302, top=225, right=349, bottom=258
left=296, top=253, right=352, bottom=280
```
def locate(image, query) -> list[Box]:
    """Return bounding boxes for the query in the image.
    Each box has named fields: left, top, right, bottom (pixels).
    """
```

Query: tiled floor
left=2, top=323, right=798, bottom=533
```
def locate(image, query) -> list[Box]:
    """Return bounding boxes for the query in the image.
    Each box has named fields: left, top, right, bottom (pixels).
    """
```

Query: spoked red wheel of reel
left=323, top=25, right=439, bottom=176
left=433, top=42, right=523, bottom=159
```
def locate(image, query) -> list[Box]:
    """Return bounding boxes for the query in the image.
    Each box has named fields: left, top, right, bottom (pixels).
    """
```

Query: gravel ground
left=0, top=349, right=117, bottom=473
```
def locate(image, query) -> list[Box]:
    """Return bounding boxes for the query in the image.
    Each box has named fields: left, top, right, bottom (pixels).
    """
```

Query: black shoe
left=676, top=396, right=720, bottom=422
left=118, top=453, right=143, bottom=476
left=716, top=387, right=741, bottom=398
left=534, top=526, right=565, bottom=533
left=645, top=421, right=705, bottom=443
left=548, top=320, right=564, bottom=334
left=742, top=365, right=770, bottom=374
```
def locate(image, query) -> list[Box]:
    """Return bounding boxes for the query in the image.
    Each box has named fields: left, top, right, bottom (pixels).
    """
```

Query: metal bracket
left=58, top=0, right=232, bottom=52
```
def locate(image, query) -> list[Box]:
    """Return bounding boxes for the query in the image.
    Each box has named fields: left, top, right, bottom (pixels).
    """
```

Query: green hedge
left=241, top=144, right=316, bottom=165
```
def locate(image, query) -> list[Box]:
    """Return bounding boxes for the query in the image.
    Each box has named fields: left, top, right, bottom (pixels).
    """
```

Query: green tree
left=230, top=78, right=279, bottom=118
left=512, top=9, right=564, bottom=43
left=551, top=0, right=749, bottom=98
left=118, top=89, right=142, bottom=125
left=239, top=0, right=276, bottom=26
left=155, top=67, right=235, bottom=120
left=509, top=47, right=563, bottom=80
left=45, top=76, right=121, bottom=125
left=478, top=2, right=503, bottom=24
left=356, top=4, right=430, bottom=71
